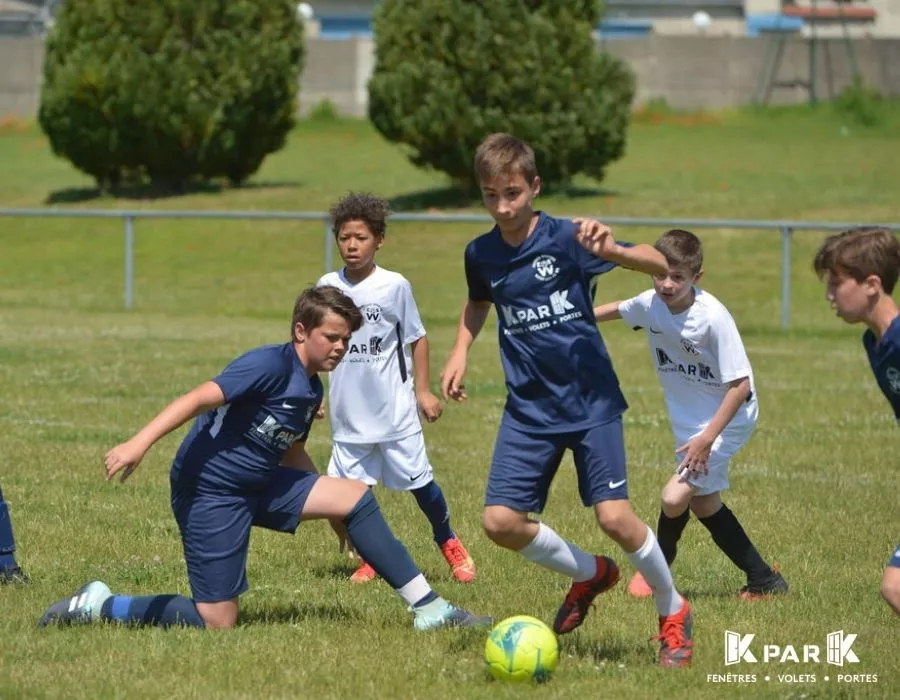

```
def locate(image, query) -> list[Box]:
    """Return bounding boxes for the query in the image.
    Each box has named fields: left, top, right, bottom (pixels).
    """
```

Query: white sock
left=627, top=525, right=683, bottom=616
left=396, top=574, right=433, bottom=607
left=519, top=523, right=597, bottom=581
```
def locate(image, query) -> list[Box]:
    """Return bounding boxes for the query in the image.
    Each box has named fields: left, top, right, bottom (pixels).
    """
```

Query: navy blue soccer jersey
left=464, top=212, right=628, bottom=432
left=863, top=315, right=900, bottom=423
left=171, top=343, right=323, bottom=491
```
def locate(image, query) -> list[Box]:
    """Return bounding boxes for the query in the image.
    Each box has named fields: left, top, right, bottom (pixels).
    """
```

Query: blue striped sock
left=100, top=594, right=205, bottom=628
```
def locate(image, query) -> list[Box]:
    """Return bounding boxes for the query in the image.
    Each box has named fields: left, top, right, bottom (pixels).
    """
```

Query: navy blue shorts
left=889, top=544, right=900, bottom=569
left=171, top=468, right=319, bottom=603
left=485, top=417, right=628, bottom=513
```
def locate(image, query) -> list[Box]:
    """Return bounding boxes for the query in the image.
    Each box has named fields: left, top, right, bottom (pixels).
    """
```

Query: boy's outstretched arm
left=440, top=299, right=492, bottom=402
left=104, top=381, right=226, bottom=483
left=594, top=300, right=623, bottom=323
left=677, top=377, right=751, bottom=477
left=573, top=218, right=668, bottom=277
left=411, top=335, right=442, bottom=423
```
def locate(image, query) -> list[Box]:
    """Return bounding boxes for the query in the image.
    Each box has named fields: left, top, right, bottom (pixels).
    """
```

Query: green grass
left=1, top=108, right=899, bottom=699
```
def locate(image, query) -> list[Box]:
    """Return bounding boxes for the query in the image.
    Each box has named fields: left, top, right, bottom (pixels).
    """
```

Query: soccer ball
left=484, top=615, right=559, bottom=683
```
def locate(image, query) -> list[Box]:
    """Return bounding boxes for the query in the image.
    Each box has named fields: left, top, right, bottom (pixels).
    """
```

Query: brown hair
left=291, top=286, right=362, bottom=339
left=474, top=133, right=538, bottom=184
left=813, top=227, right=900, bottom=294
left=329, top=191, right=390, bottom=238
left=654, top=229, right=704, bottom=275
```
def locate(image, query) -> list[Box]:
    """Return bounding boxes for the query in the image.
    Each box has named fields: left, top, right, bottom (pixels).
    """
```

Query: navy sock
left=657, top=508, right=690, bottom=566
left=0, top=487, right=19, bottom=570
left=100, top=594, right=206, bottom=628
left=344, top=490, right=435, bottom=604
left=698, top=504, right=773, bottom=584
left=411, top=481, right=454, bottom=546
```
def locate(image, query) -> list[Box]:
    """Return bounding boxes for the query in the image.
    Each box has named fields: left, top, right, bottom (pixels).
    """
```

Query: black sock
left=698, top=504, right=773, bottom=583
left=411, top=481, right=454, bottom=546
left=657, top=509, right=690, bottom=566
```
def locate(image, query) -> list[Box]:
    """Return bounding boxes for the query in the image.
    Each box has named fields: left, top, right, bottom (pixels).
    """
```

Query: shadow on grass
left=44, top=179, right=304, bottom=205
left=389, top=184, right=620, bottom=213
left=240, top=601, right=365, bottom=626
left=679, top=588, right=747, bottom=601
left=308, top=562, right=450, bottom=584
left=389, top=186, right=480, bottom=212
left=561, top=635, right=649, bottom=664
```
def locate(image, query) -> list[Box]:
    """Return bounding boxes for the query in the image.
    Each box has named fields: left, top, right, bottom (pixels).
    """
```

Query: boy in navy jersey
left=440, top=133, right=693, bottom=667
left=39, top=286, right=489, bottom=631
left=814, top=226, right=900, bottom=615
left=0, top=486, right=29, bottom=585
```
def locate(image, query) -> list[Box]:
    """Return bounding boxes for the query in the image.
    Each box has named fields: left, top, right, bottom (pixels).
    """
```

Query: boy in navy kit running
left=39, top=286, right=489, bottom=631
left=317, top=192, right=476, bottom=584
left=440, top=133, right=693, bottom=667
left=594, top=229, right=786, bottom=600
left=0, top=486, right=29, bottom=585
left=814, top=226, right=900, bottom=615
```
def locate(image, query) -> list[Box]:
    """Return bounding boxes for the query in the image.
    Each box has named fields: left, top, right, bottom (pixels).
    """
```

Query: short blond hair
left=474, top=133, right=538, bottom=184
left=813, top=227, right=900, bottom=294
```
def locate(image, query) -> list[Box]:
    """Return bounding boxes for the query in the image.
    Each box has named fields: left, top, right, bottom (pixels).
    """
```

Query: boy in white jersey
left=595, top=229, right=787, bottom=599
left=317, top=192, right=476, bottom=584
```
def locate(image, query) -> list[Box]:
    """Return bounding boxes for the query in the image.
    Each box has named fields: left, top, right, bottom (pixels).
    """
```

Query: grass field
left=1, top=106, right=898, bottom=699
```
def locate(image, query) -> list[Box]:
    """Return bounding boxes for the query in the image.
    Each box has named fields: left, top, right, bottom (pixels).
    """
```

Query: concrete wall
left=3, top=34, right=899, bottom=119
left=605, top=35, right=900, bottom=108
left=0, top=35, right=41, bottom=116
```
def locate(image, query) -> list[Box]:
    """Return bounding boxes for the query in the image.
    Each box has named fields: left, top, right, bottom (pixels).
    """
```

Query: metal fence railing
left=1, top=207, right=896, bottom=328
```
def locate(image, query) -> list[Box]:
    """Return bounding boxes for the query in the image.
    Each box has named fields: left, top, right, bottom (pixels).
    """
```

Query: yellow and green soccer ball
left=484, top=615, right=559, bottom=683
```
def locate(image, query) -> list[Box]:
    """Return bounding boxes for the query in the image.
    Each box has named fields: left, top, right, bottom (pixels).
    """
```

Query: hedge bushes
left=368, top=1, right=635, bottom=190
left=39, top=0, right=304, bottom=190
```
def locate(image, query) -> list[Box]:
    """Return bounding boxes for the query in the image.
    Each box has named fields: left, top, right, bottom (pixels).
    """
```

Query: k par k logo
left=724, top=630, right=859, bottom=666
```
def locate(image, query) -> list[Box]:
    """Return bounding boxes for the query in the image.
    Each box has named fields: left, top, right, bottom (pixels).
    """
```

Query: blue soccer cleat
left=413, top=599, right=493, bottom=631
left=38, top=580, right=112, bottom=627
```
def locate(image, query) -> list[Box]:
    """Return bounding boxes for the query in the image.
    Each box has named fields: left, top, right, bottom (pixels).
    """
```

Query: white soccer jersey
left=619, top=288, right=758, bottom=441
left=317, top=267, right=427, bottom=443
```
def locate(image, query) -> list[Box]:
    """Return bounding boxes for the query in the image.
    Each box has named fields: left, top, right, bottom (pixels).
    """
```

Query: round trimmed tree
left=368, top=0, right=635, bottom=190
left=39, top=0, right=304, bottom=190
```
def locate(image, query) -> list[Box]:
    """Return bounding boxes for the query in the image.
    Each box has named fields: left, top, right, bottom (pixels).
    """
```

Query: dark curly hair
left=329, top=191, right=390, bottom=238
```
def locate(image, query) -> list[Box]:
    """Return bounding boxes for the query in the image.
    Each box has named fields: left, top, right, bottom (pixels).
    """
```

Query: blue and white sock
left=100, top=594, right=205, bottom=628
left=345, top=490, right=437, bottom=608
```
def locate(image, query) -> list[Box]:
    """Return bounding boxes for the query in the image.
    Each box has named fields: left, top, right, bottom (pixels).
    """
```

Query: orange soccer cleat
left=440, top=537, right=476, bottom=583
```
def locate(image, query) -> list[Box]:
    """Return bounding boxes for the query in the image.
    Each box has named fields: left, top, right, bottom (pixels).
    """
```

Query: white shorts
left=673, top=424, right=755, bottom=496
left=327, top=433, right=434, bottom=491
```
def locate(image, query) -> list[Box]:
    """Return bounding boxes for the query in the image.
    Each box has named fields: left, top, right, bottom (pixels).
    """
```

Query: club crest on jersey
left=362, top=304, right=383, bottom=324
left=532, top=255, right=559, bottom=282
left=887, top=367, right=900, bottom=395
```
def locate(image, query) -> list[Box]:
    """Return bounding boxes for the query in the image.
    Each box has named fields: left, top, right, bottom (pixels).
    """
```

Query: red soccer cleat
left=440, top=537, right=476, bottom=583
left=626, top=571, right=654, bottom=598
left=552, top=555, right=620, bottom=634
left=349, top=559, right=377, bottom=584
left=655, top=598, right=694, bottom=668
